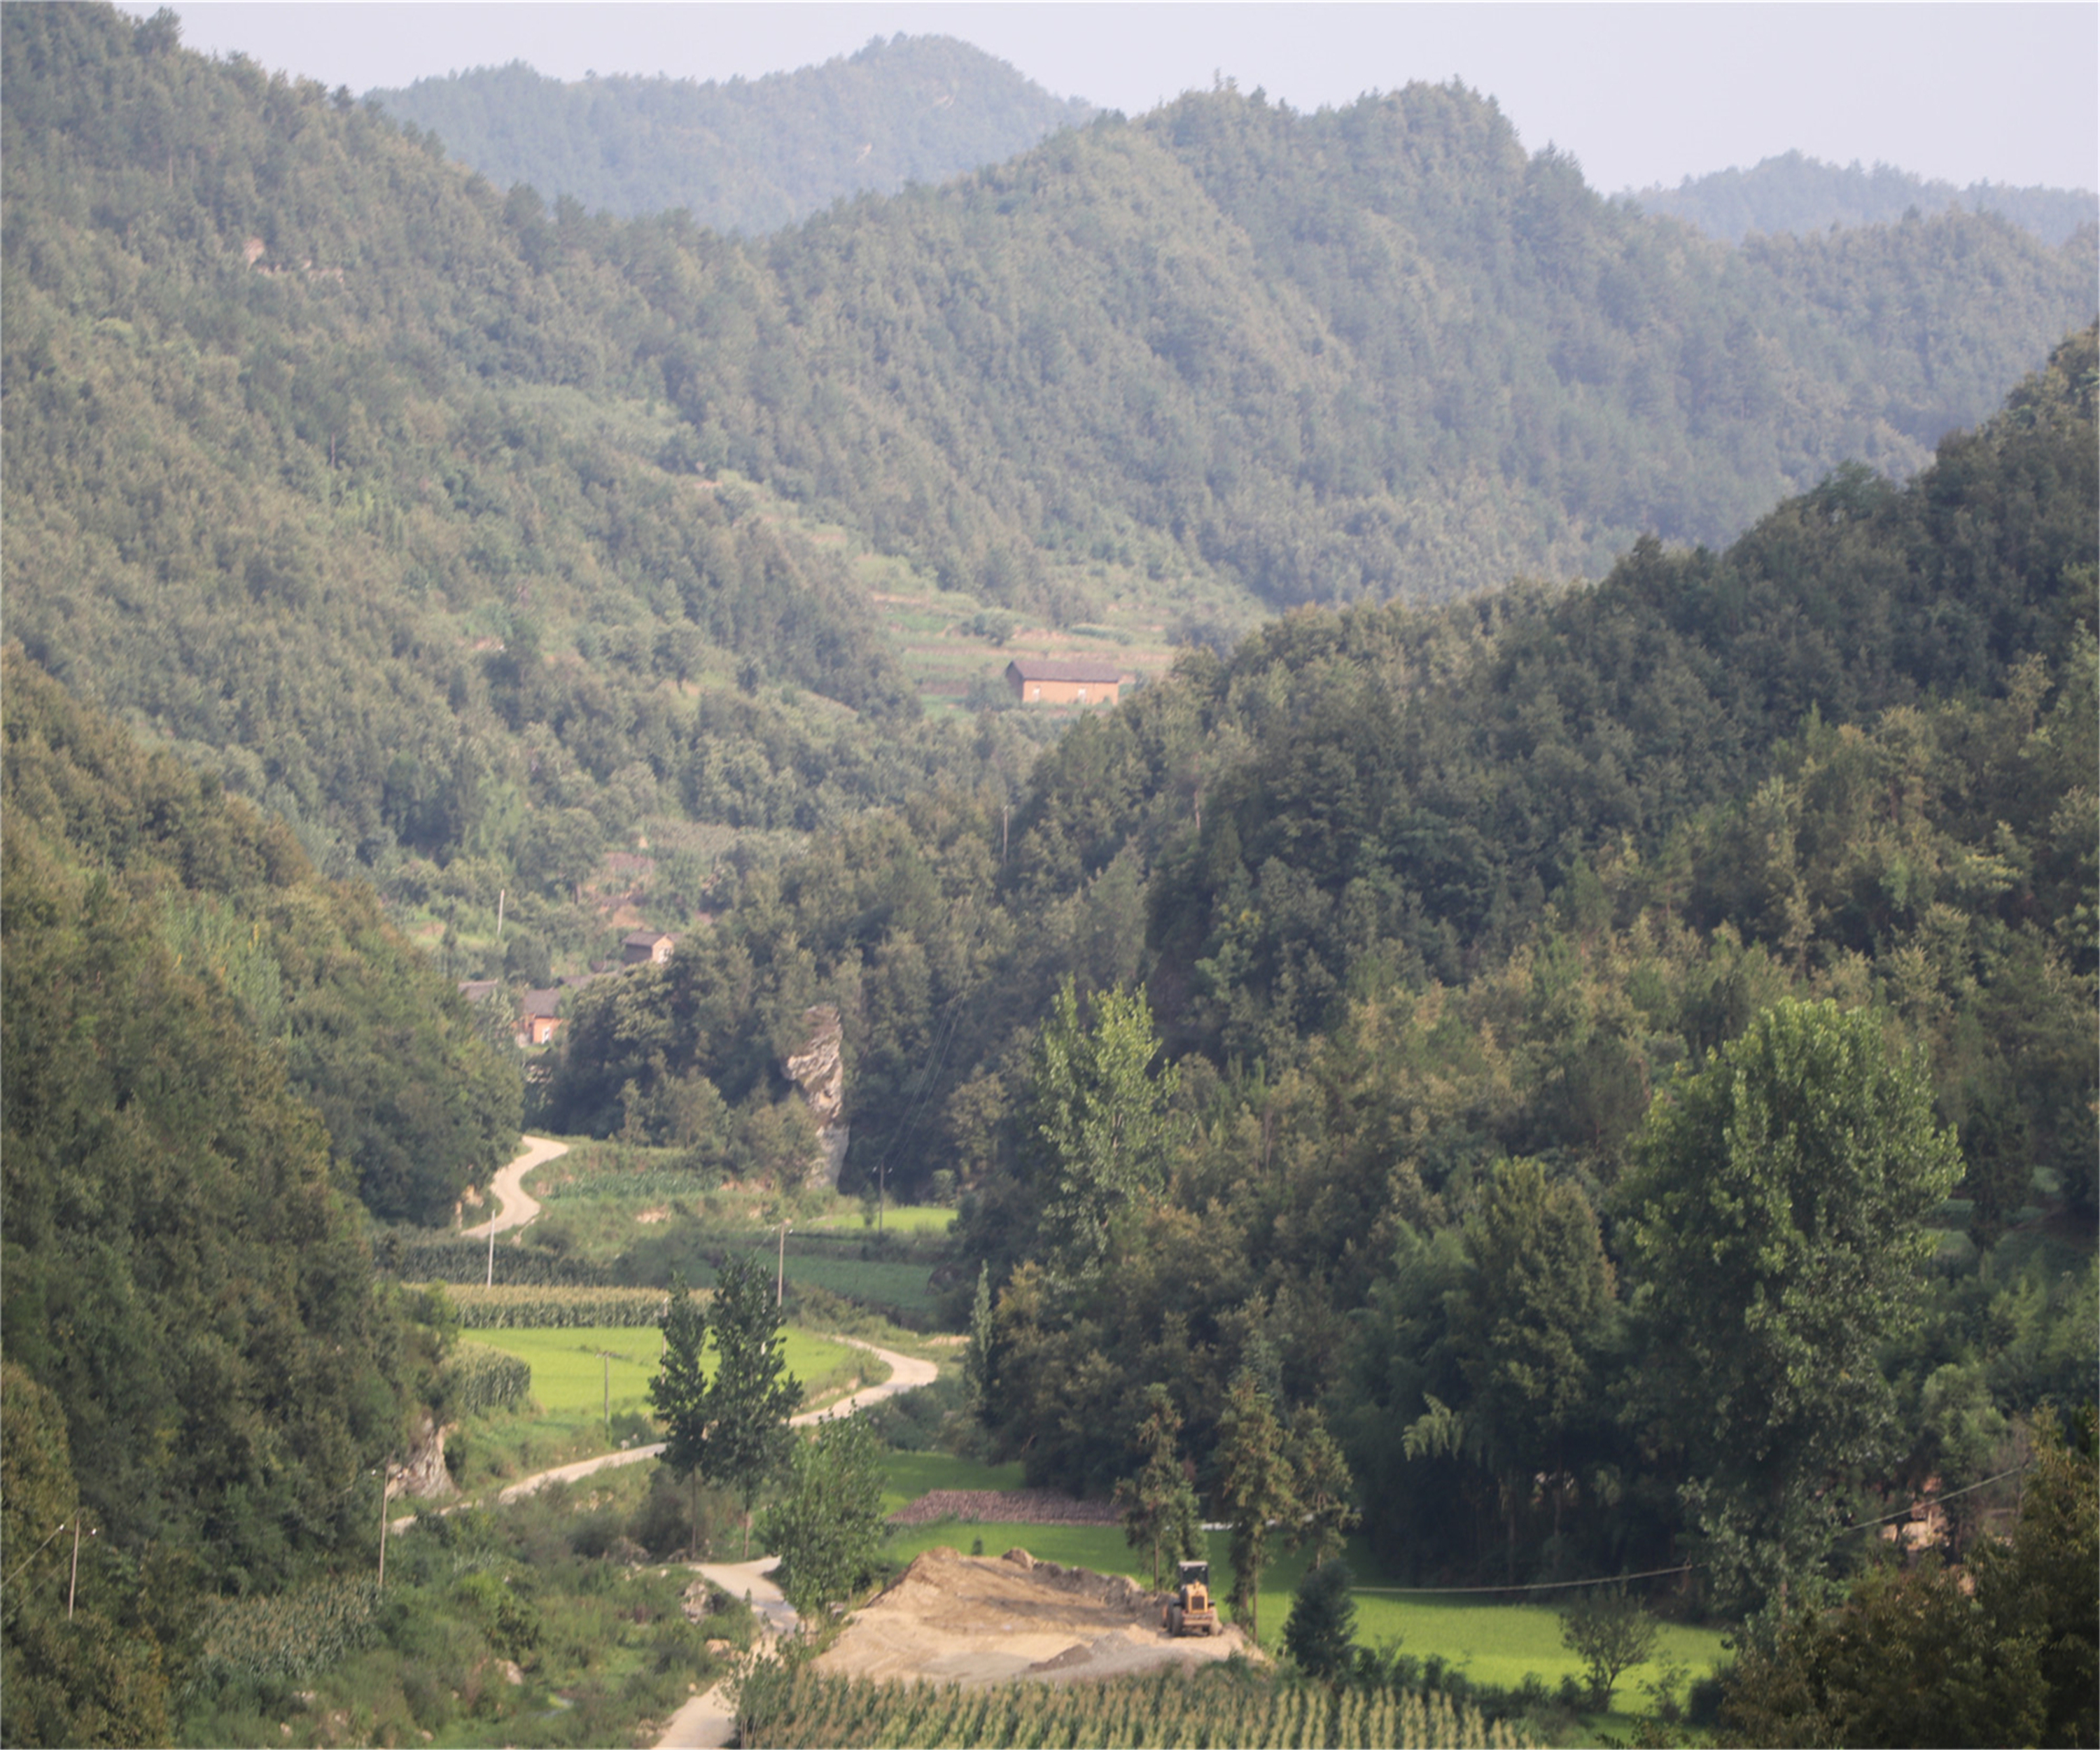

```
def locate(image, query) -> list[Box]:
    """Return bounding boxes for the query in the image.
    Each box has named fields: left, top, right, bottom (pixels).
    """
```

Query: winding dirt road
left=461, top=1133, right=568, bottom=1237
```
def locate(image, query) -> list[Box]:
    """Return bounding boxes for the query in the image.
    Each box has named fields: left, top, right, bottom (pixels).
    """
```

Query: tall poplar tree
left=1622, top=999, right=1962, bottom=1614
left=702, top=1254, right=805, bottom=1558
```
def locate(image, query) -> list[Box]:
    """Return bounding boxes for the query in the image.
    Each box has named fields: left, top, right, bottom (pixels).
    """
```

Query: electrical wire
left=1350, top=1462, right=2034, bottom=1596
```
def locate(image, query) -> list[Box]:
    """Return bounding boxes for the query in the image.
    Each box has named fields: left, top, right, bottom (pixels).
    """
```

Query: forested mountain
left=1, top=650, right=479, bottom=1740
left=5, top=5, right=2094, bottom=909
left=1632, top=150, right=2099, bottom=247
left=367, top=36, right=1094, bottom=234
left=550, top=330, right=2097, bottom=1610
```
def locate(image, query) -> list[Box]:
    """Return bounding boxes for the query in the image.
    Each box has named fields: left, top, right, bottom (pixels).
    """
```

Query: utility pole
left=496, top=887, right=505, bottom=945
left=377, top=1466, right=390, bottom=1589
left=1001, top=805, right=1009, bottom=866
left=603, top=1352, right=611, bottom=1432
left=486, top=1203, right=497, bottom=1287
left=66, top=1518, right=83, bottom=1620
left=776, top=1218, right=790, bottom=1306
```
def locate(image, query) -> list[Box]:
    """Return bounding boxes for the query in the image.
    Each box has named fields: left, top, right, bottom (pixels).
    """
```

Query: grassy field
left=873, top=1452, right=1729, bottom=1722
left=876, top=1450, right=1024, bottom=1516
left=469, top=1324, right=870, bottom=1416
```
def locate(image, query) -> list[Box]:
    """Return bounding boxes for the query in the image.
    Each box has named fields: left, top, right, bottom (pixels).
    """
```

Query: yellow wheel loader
left=1162, top=1560, right=1220, bottom=1636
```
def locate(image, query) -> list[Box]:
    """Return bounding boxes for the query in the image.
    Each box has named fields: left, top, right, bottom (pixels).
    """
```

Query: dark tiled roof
left=521, top=987, right=561, bottom=1019
left=1005, top=657, right=1123, bottom=684
left=457, top=979, right=500, bottom=1004
left=624, top=930, right=673, bottom=948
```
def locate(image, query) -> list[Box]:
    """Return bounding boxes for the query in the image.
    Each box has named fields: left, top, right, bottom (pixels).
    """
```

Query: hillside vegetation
left=555, top=330, right=2097, bottom=1623
left=1631, top=149, right=2098, bottom=248
left=368, top=35, right=1095, bottom=234
left=4, top=6, right=2094, bottom=915
left=1, top=648, right=513, bottom=1738
left=1, top=11, right=2094, bottom=1743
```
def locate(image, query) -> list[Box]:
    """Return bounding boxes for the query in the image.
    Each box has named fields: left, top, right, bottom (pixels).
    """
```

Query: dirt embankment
left=813, top=1546, right=1261, bottom=1688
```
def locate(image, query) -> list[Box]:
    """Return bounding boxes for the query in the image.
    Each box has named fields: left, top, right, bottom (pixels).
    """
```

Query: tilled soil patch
left=888, top=1489, right=1120, bottom=1526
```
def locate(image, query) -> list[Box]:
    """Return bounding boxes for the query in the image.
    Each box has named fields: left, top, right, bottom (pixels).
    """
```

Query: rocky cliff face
left=785, top=1004, right=850, bottom=1187
left=391, top=1410, right=456, bottom=1502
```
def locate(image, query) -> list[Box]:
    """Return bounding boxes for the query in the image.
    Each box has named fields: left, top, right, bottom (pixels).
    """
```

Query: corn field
left=441, top=1284, right=669, bottom=1327
left=191, top=1576, right=380, bottom=1689
left=375, top=1230, right=607, bottom=1285
left=444, top=1340, right=534, bottom=1414
left=734, top=1664, right=1537, bottom=1749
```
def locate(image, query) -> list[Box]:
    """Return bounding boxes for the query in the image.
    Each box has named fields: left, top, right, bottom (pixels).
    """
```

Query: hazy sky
left=139, top=4, right=2098, bottom=195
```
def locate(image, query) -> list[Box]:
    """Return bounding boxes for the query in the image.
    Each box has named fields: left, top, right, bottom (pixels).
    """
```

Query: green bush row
left=444, top=1342, right=534, bottom=1415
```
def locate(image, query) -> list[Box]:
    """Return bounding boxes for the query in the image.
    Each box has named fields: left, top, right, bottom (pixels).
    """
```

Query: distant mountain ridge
left=366, top=34, right=1096, bottom=233
left=1630, top=149, right=2097, bottom=246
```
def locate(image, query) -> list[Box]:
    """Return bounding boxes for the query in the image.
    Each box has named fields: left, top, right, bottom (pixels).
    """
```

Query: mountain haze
left=1632, top=150, right=2099, bottom=247
left=366, top=35, right=1096, bottom=234
left=4, top=3, right=2095, bottom=880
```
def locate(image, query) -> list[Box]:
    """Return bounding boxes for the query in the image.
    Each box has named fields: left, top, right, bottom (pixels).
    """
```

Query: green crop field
left=719, top=1246, right=939, bottom=1317
left=469, top=1326, right=867, bottom=1417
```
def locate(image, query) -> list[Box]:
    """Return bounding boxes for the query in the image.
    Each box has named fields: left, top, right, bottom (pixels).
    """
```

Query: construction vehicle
left=1162, top=1560, right=1220, bottom=1636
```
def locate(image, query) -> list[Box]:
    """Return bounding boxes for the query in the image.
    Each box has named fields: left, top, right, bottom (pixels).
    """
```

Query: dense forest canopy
left=1630, top=149, right=2098, bottom=248
left=368, top=36, right=1096, bottom=234
left=4, top=6, right=2094, bottom=911
left=550, top=330, right=2097, bottom=1614
left=1, top=650, right=488, bottom=1739
left=0, top=8, right=2094, bottom=1735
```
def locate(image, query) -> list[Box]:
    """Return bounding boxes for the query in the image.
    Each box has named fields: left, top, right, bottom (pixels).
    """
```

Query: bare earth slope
left=814, top=1546, right=1260, bottom=1686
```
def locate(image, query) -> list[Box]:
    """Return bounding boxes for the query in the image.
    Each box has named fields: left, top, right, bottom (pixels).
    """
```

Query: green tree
left=760, top=1414, right=888, bottom=1623
left=648, top=1280, right=712, bottom=1558
left=1026, top=977, right=1182, bottom=1277
left=1289, top=1407, right=1360, bottom=1569
left=1559, top=1586, right=1659, bottom=1710
left=1114, top=1383, right=1204, bottom=1590
left=1720, top=1415, right=2097, bottom=1747
left=1282, top=1558, right=1357, bottom=1680
left=1621, top=999, right=1963, bottom=1614
left=702, top=1253, right=806, bottom=1558
left=1448, top=1158, right=1616, bottom=1564
left=963, top=1262, right=995, bottom=1424
left=1214, top=1371, right=1299, bottom=1644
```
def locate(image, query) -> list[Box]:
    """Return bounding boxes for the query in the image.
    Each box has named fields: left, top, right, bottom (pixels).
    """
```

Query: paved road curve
left=493, top=1343, right=938, bottom=1504
left=462, top=1133, right=568, bottom=1238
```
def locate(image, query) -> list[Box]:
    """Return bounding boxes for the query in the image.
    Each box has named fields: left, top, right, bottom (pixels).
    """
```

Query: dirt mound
left=815, top=1551, right=1260, bottom=1688
left=888, top=1489, right=1121, bottom=1527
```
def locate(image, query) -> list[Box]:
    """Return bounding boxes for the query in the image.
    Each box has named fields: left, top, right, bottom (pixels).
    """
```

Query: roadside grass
left=206, top=1461, right=729, bottom=1750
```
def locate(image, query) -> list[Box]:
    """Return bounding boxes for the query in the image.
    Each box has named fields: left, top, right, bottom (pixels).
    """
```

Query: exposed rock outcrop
left=784, top=1004, right=850, bottom=1187
left=391, top=1410, right=456, bottom=1502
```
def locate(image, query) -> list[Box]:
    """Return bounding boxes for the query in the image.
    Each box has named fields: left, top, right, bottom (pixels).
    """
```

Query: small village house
left=622, top=930, right=676, bottom=966
left=519, top=987, right=562, bottom=1046
left=1004, top=657, right=1124, bottom=706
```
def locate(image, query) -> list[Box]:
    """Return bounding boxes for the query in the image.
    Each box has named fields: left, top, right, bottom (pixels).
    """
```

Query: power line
left=1835, top=1461, right=2031, bottom=1533
left=1354, top=1562, right=1693, bottom=1597
left=1352, top=1462, right=2035, bottom=1597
